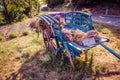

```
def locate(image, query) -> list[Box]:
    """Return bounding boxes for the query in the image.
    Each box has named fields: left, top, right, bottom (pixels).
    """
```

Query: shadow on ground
left=6, top=51, right=95, bottom=80
left=6, top=50, right=120, bottom=80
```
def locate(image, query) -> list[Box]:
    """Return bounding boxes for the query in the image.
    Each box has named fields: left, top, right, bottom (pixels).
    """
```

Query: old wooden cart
left=38, top=11, right=120, bottom=68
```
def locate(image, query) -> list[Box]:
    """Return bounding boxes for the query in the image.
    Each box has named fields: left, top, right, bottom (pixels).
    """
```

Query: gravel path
left=92, top=15, right=120, bottom=27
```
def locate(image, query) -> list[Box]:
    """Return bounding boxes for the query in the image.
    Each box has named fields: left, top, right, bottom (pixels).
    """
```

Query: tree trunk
left=28, top=0, right=33, bottom=18
left=2, top=0, right=11, bottom=23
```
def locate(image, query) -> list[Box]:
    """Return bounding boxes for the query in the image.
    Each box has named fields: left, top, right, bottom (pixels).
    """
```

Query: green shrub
left=9, top=31, right=17, bottom=39
left=22, top=29, right=29, bottom=36
left=0, top=13, right=4, bottom=22
left=0, top=34, right=3, bottom=41
left=95, top=66, right=100, bottom=74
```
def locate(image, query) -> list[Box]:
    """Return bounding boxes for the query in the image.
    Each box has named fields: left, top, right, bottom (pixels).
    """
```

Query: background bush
left=0, top=0, right=40, bottom=24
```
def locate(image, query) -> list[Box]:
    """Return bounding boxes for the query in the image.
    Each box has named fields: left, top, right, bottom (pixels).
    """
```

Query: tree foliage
left=46, top=0, right=120, bottom=8
left=47, top=0, right=64, bottom=8
left=41, top=0, right=47, bottom=4
left=0, top=0, right=40, bottom=23
left=72, top=0, right=120, bottom=5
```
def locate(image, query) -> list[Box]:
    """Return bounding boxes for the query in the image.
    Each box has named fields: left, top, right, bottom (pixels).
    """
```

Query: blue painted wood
left=100, top=43, right=120, bottom=59
left=64, top=11, right=93, bottom=32
left=39, top=16, right=50, bottom=25
left=39, top=12, right=119, bottom=59
left=43, top=15, right=55, bottom=24
left=44, top=15, right=59, bottom=24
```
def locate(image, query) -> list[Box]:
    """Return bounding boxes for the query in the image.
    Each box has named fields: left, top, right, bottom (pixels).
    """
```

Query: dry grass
left=0, top=21, right=120, bottom=80
left=0, top=24, right=45, bottom=79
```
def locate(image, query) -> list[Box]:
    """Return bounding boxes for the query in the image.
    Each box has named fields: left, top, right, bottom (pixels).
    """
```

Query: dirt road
left=92, top=15, right=120, bottom=28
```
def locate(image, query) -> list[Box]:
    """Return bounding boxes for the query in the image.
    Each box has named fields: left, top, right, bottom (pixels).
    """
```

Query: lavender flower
left=29, top=21, right=36, bottom=31
left=0, top=27, right=4, bottom=32
left=19, top=25, right=27, bottom=33
left=5, top=25, right=15, bottom=36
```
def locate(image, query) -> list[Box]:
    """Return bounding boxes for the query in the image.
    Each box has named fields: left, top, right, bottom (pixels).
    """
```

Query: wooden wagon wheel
left=42, top=29, right=58, bottom=55
left=42, top=30, right=49, bottom=50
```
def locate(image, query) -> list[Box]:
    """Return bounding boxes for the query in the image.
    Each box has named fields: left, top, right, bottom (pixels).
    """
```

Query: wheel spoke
left=48, top=40, right=57, bottom=55
left=42, top=29, right=58, bottom=55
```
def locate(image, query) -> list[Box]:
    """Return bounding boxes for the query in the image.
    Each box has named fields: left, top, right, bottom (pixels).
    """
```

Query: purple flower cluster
left=29, top=20, right=35, bottom=31
left=0, top=27, right=4, bottom=32
left=5, top=25, right=15, bottom=36
left=19, top=23, right=27, bottom=33
left=29, top=21, right=35, bottom=28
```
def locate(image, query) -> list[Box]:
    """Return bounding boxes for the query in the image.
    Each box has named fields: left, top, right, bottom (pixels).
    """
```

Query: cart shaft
left=100, top=43, right=120, bottom=59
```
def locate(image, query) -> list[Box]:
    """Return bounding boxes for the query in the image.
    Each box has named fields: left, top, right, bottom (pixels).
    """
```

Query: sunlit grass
left=0, top=31, right=45, bottom=79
